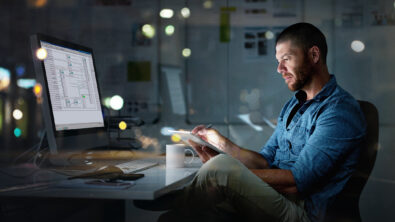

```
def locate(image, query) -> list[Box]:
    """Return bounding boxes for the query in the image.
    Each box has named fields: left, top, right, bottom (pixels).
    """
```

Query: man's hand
left=188, top=125, right=271, bottom=170
left=191, top=125, right=228, bottom=152
left=188, top=125, right=229, bottom=163
left=188, top=140, right=218, bottom=163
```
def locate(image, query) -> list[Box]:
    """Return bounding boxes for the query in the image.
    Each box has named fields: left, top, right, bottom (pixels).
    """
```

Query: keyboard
left=68, top=159, right=159, bottom=180
left=114, top=159, right=159, bottom=174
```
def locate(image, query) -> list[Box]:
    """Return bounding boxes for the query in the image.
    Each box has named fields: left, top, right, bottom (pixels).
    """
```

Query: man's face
left=275, top=40, right=313, bottom=91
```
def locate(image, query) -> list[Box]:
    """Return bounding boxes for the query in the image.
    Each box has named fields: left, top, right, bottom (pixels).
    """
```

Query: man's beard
left=288, top=55, right=313, bottom=91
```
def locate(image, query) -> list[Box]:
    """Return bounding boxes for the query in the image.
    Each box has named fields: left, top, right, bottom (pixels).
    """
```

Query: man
left=139, top=22, right=366, bottom=222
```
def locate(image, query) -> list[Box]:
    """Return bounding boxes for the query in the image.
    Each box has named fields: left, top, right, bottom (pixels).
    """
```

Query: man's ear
left=309, top=46, right=320, bottom=64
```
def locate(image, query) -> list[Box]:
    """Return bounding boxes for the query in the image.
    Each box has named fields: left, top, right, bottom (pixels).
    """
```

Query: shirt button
left=287, top=141, right=292, bottom=150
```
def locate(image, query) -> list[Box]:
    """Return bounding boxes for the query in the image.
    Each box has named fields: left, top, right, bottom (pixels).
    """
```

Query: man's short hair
left=276, top=23, right=328, bottom=64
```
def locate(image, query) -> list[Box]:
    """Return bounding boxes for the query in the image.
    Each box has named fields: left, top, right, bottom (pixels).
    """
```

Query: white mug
left=166, top=144, right=195, bottom=168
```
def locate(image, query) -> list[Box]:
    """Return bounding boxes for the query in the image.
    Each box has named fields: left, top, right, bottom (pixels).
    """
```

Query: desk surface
left=0, top=157, right=201, bottom=200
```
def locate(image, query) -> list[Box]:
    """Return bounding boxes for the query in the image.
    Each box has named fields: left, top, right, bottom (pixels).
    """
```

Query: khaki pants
left=172, top=154, right=311, bottom=222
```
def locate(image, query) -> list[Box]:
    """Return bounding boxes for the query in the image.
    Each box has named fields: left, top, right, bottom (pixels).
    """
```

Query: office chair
left=324, top=100, right=379, bottom=222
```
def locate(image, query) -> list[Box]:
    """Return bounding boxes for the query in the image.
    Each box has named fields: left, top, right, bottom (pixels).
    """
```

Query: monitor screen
left=31, top=34, right=109, bottom=154
left=40, top=41, right=104, bottom=131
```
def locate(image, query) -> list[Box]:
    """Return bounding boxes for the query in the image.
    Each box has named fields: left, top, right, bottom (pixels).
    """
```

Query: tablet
left=168, top=130, right=225, bottom=154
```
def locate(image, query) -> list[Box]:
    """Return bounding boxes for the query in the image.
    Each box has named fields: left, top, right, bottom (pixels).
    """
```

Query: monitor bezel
left=31, top=33, right=106, bottom=138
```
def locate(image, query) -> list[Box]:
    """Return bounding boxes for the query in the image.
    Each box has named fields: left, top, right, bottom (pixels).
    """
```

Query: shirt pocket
left=290, top=125, right=309, bottom=156
left=290, top=143, right=304, bottom=157
left=273, top=139, right=290, bottom=167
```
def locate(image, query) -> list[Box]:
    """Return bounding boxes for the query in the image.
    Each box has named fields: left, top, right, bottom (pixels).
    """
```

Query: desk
left=0, top=157, right=202, bottom=222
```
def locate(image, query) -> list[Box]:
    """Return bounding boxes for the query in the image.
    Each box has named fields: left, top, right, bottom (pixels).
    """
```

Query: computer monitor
left=30, top=34, right=109, bottom=155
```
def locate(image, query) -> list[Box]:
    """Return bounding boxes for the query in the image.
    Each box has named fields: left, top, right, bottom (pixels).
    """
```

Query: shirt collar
left=295, top=90, right=307, bottom=103
left=295, top=74, right=337, bottom=102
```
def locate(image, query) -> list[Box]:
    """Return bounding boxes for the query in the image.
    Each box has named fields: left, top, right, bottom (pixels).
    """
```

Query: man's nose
left=277, top=62, right=286, bottom=74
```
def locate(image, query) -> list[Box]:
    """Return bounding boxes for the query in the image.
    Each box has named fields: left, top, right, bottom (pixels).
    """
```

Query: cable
left=12, top=130, right=46, bottom=165
left=12, top=144, right=38, bottom=165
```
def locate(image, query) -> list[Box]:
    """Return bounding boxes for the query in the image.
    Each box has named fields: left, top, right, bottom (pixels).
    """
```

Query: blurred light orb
left=171, top=134, right=181, bottom=143
left=182, top=48, right=191, bottom=58
left=103, top=97, right=111, bottom=108
left=142, top=24, right=155, bottom=38
left=203, top=0, right=213, bottom=9
left=16, top=65, right=26, bottom=76
left=265, top=31, right=274, bottom=39
left=14, top=128, right=22, bottom=138
left=13, top=109, right=23, bottom=120
left=160, top=9, right=174, bottom=19
left=160, top=126, right=176, bottom=136
left=181, top=7, right=191, bottom=18
left=36, top=48, right=47, bottom=60
left=165, top=25, right=175, bottom=36
left=33, top=83, right=42, bottom=96
left=17, top=79, right=36, bottom=89
left=0, top=67, right=11, bottom=91
left=28, top=0, right=47, bottom=8
left=351, top=40, right=365, bottom=53
left=110, top=95, right=124, bottom=110
left=119, top=121, right=127, bottom=130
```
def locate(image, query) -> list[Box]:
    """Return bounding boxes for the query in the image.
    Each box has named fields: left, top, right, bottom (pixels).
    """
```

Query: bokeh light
left=17, top=79, right=36, bottom=89
left=142, top=24, right=156, bottom=38
left=103, top=97, right=111, bottom=108
left=110, top=95, right=124, bottom=110
left=12, top=109, right=23, bottom=120
left=0, top=67, right=11, bottom=91
left=181, top=7, right=191, bottom=18
left=16, top=65, right=26, bottom=77
left=171, top=134, right=182, bottom=143
left=182, top=48, right=192, bottom=58
left=351, top=40, right=365, bottom=53
left=160, top=9, right=174, bottom=19
left=265, top=31, right=274, bottom=39
left=165, top=25, right=175, bottom=36
left=119, top=121, right=127, bottom=130
left=203, top=0, right=213, bottom=9
left=14, top=128, right=22, bottom=138
left=33, top=83, right=42, bottom=97
left=160, top=126, right=176, bottom=136
left=36, top=48, right=48, bottom=60
left=28, top=0, right=47, bottom=8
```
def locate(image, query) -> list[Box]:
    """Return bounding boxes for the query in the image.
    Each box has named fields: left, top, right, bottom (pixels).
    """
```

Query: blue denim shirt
left=260, top=75, right=366, bottom=222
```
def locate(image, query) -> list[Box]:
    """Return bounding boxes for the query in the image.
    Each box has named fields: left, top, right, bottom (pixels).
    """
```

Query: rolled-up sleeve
left=290, top=102, right=366, bottom=194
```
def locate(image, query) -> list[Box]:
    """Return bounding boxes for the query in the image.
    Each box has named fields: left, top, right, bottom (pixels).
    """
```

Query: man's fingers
left=191, top=125, right=206, bottom=134
left=188, top=140, right=209, bottom=162
left=188, top=139, right=201, bottom=150
left=202, top=146, right=219, bottom=157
